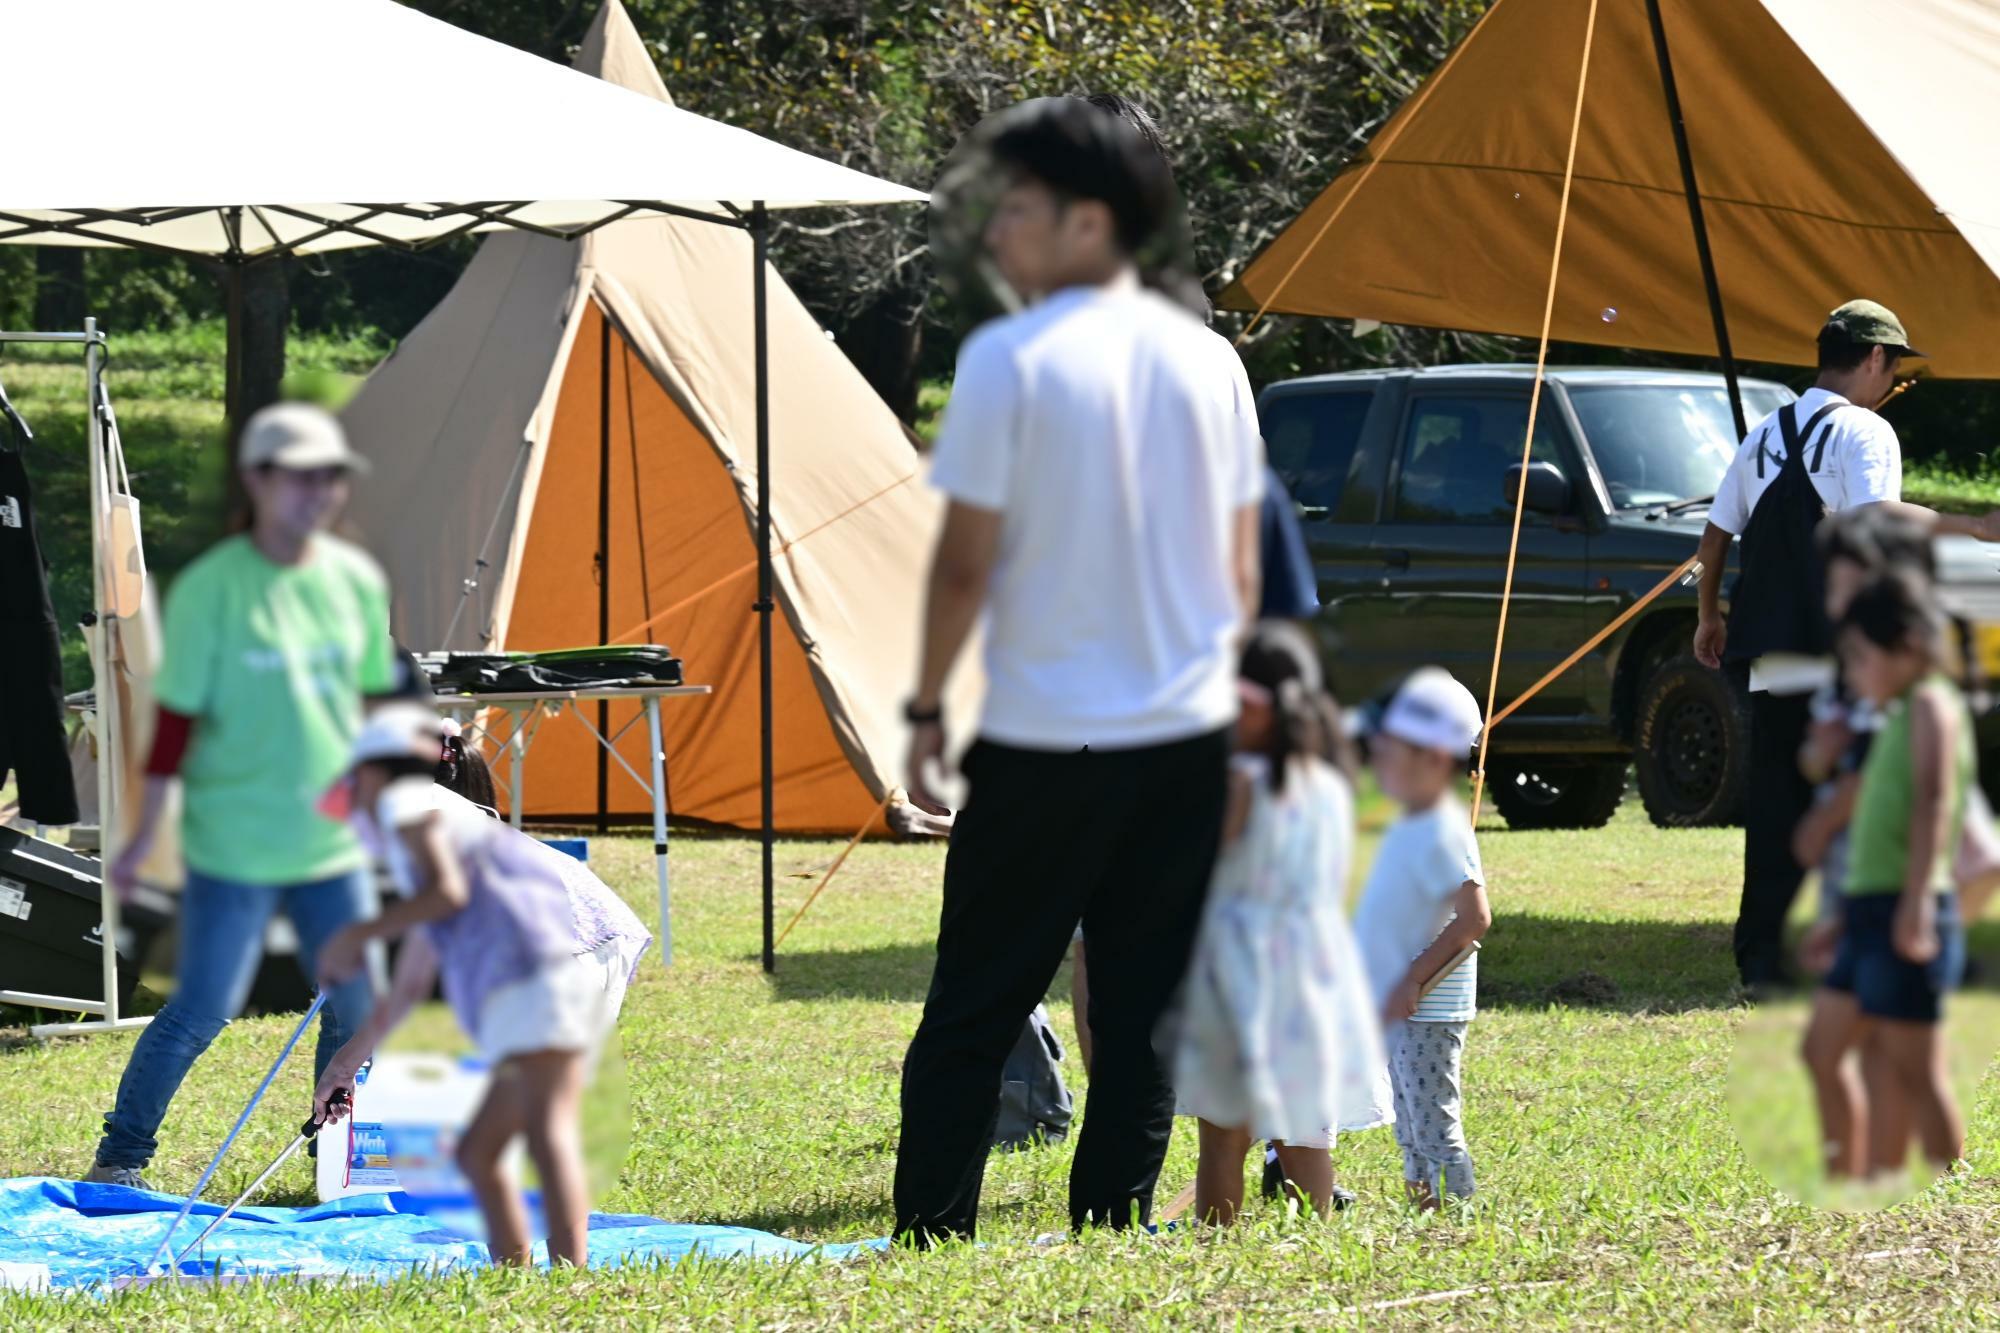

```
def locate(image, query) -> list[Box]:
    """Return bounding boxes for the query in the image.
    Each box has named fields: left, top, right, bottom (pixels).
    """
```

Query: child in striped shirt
left=1351, top=668, right=1492, bottom=1211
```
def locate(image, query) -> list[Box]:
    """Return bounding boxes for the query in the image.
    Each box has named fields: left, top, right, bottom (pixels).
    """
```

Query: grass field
left=6, top=801, right=2000, bottom=1327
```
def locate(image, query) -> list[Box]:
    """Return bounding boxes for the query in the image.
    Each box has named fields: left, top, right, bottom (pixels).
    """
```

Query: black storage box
left=0, top=829, right=170, bottom=1016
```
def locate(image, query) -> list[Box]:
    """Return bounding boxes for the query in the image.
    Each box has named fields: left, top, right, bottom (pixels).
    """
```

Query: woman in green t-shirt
left=1799, top=569, right=1972, bottom=1187
left=86, top=404, right=397, bottom=1188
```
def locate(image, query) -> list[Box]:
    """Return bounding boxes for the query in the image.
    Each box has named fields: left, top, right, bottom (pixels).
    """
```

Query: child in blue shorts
left=1799, top=570, right=1971, bottom=1183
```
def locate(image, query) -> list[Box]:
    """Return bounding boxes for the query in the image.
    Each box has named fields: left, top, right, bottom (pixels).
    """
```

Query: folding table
left=431, top=684, right=711, bottom=966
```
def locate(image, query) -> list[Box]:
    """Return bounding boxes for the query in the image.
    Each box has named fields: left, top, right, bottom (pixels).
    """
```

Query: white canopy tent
left=0, top=0, right=925, bottom=990
left=1, top=0, right=919, bottom=255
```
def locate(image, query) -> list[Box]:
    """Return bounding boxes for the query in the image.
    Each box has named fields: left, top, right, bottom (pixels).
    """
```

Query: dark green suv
left=1259, top=365, right=1877, bottom=830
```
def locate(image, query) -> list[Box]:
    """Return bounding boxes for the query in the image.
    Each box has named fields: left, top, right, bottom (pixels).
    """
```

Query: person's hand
left=313, top=1038, right=367, bottom=1127
left=1798, top=918, right=1841, bottom=975
left=906, top=719, right=950, bottom=815
left=1894, top=892, right=1939, bottom=964
left=1975, top=510, right=2000, bottom=544
left=316, top=924, right=371, bottom=989
left=1694, top=614, right=1727, bottom=670
left=1235, top=680, right=1275, bottom=751
left=106, top=837, right=153, bottom=904
left=1381, top=975, right=1423, bottom=1028
left=904, top=787, right=952, bottom=819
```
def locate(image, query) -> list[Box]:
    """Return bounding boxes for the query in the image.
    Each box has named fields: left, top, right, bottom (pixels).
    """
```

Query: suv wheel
left=1485, top=759, right=1627, bottom=830
left=1635, top=654, right=1750, bottom=827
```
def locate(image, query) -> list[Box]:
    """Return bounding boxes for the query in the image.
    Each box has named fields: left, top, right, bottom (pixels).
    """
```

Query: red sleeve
left=145, top=709, right=195, bottom=777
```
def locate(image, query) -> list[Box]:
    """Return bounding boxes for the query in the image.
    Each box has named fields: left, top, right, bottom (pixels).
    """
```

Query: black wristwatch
left=904, top=698, right=943, bottom=726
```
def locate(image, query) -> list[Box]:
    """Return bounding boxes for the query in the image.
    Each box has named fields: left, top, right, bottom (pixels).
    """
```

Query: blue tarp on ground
left=0, top=1178, right=875, bottom=1292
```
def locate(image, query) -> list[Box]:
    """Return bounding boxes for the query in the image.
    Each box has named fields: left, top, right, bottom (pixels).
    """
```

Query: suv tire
left=1486, top=759, right=1627, bottom=830
left=1635, top=654, right=1751, bottom=827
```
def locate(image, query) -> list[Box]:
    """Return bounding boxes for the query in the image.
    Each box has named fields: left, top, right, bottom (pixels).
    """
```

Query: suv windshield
left=1566, top=383, right=1790, bottom=510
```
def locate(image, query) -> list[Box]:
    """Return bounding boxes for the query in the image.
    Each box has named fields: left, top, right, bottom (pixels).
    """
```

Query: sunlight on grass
left=6, top=803, right=2000, bottom=1323
left=1727, top=994, right=2000, bottom=1212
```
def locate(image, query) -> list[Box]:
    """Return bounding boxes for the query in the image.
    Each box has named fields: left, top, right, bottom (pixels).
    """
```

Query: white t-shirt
left=1352, top=798, right=1485, bottom=1023
left=1710, top=387, right=1902, bottom=693
left=1709, top=387, right=1901, bottom=536
left=928, top=277, right=1265, bottom=751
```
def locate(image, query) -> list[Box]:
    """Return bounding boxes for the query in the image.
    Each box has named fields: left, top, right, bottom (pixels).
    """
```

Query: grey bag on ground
left=992, top=1004, right=1074, bottom=1151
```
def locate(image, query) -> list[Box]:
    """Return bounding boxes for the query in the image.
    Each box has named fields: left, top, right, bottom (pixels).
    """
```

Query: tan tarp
left=340, top=1, right=971, bottom=833
left=1220, top=0, right=2000, bottom=379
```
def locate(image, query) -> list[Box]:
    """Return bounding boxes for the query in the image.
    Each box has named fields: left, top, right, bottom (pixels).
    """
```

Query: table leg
left=510, top=708, right=527, bottom=833
left=645, top=696, right=671, bottom=967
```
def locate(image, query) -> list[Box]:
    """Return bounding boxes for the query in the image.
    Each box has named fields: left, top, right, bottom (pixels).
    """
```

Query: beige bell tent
left=1221, top=0, right=2000, bottom=380
left=341, top=2, right=967, bottom=835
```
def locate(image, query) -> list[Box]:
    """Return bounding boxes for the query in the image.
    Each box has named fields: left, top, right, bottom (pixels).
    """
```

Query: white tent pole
left=86, top=318, right=123, bottom=1026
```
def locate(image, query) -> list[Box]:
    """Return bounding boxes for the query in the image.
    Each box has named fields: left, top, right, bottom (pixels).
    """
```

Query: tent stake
left=753, top=202, right=775, bottom=974
left=1647, top=0, right=1746, bottom=440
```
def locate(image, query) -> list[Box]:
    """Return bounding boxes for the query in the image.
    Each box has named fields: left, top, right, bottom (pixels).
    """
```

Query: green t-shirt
left=156, top=534, right=397, bottom=884
left=1845, top=675, right=1975, bottom=896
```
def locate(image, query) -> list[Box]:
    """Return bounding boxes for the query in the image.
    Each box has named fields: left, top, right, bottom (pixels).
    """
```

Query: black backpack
left=1725, top=400, right=1845, bottom=664
left=992, top=1004, right=1074, bottom=1151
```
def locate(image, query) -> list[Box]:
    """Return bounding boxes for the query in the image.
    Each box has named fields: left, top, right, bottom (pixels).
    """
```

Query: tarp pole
left=753, top=202, right=775, bottom=974
left=1646, top=0, right=1746, bottom=440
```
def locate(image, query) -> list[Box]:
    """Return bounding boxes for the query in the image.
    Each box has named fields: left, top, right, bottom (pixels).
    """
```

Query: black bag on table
left=425, top=645, right=683, bottom=695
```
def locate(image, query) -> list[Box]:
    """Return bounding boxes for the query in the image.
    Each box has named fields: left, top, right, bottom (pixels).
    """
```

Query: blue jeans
left=95, top=868, right=382, bottom=1170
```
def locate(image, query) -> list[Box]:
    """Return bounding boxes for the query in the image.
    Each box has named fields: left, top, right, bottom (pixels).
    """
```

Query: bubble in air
left=1512, top=192, right=1521, bottom=200
left=1601, top=307, right=1619, bottom=323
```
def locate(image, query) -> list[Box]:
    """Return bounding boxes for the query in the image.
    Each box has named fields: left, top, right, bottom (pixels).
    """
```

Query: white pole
left=85, top=319, right=122, bottom=1025
left=646, top=696, right=670, bottom=967
left=510, top=710, right=527, bottom=833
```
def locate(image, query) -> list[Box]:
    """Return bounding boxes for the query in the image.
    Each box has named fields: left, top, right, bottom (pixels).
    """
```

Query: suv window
left=1565, top=383, right=1790, bottom=510
left=1259, top=390, right=1371, bottom=518
left=1393, top=395, right=1567, bottom=523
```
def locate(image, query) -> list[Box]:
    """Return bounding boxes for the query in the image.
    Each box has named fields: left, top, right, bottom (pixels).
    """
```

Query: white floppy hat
left=1373, top=667, right=1484, bottom=759
left=346, top=702, right=447, bottom=768
left=239, top=401, right=371, bottom=475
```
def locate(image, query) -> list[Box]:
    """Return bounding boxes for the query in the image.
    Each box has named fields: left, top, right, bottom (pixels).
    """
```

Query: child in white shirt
left=1352, top=667, right=1491, bottom=1210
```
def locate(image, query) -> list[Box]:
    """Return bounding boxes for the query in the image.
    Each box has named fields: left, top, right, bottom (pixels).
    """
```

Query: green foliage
left=5, top=807, right=2000, bottom=1322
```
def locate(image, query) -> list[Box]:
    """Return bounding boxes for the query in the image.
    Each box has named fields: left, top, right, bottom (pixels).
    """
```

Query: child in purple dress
left=311, top=703, right=650, bottom=1268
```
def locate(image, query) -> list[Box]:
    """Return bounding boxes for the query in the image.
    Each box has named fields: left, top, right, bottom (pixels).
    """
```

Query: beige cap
left=238, top=402, right=370, bottom=474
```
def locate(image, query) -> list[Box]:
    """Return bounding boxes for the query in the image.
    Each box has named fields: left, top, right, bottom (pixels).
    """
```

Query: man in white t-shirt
left=893, top=98, right=1263, bottom=1247
left=1692, top=299, right=2000, bottom=991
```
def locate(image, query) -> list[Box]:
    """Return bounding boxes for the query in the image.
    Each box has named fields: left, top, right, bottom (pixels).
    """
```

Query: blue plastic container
left=539, top=838, right=589, bottom=863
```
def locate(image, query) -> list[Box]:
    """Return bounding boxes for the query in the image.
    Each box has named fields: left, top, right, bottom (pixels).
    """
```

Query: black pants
left=892, top=728, right=1229, bottom=1245
left=1736, top=686, right=1814, bottom=986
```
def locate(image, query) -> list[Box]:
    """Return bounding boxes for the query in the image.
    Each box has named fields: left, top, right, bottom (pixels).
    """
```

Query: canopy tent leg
left=1646, top=0, right=1747, bottom=440
left=84, top=320, right=123, bottom=1028
left=753, top=202, right=776, bottom=975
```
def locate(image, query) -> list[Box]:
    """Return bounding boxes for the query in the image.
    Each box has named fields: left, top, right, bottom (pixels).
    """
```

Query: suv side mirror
left=1504, top=461, right=1572, bottom=516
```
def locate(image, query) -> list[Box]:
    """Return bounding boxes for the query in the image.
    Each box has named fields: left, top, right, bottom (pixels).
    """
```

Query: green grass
left=0, top=320, right=389, bottom=685
left=7, top=803, right=2000, bottom=1326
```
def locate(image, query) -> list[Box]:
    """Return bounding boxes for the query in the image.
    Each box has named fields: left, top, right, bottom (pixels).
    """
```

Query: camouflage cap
left=1823, top=298, right=1923, bottom=358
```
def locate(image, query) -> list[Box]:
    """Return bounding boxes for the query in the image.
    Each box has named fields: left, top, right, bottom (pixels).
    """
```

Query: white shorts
left=476, top=936, right=640, bottom=1063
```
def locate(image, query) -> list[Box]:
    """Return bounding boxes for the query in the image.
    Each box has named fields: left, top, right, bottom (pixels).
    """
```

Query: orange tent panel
left=502, top=302, right=881, bottom=833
